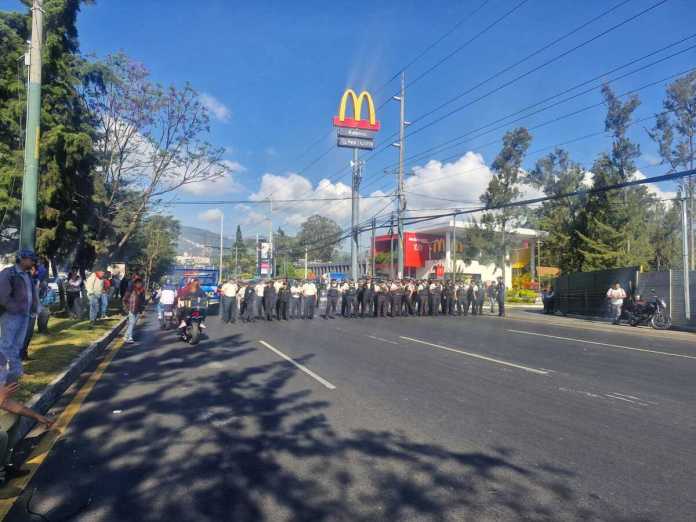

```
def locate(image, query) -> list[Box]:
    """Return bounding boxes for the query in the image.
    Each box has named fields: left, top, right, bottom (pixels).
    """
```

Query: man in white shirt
left=290, top=281, right=303, bottom=319
left=606, top=282, right=627, bottom=325
left=220, top=279, right=238, bottom=324
left=302, top=280, right=317, bottom=319
left=255, top=281, right=266, bottom=319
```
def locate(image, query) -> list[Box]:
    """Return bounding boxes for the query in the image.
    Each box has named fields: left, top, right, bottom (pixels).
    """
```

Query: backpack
left=0, top=267, right=20, bottom=318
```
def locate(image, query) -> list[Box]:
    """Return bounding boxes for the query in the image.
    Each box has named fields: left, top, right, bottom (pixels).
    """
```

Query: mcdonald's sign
left=333, top=89, right=380, bottom=131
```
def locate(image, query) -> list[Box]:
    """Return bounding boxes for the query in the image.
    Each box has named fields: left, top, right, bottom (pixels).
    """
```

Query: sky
left=2, top=0, right=696, bottom=243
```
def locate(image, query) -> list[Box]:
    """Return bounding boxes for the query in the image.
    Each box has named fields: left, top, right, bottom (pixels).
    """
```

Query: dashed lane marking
left=399, top=336, right=549, bottom=375
left=507, top=329, right=696, bottom=360
left=258, top=340, right=336, bottom=390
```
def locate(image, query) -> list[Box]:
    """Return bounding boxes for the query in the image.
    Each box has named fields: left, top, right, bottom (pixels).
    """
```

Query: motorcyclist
left=176, top=279, right=208, bottom=335
left=158, top=279, right=177, bottom=322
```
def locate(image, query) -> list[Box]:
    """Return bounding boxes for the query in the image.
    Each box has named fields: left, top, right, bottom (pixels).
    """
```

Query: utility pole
left=218, top=212, right=224, bottom=284
left=350, top=149, right=363, bottom=280
left=682, top=197, right=691, bottom=320
left=452, top=214, right=457, bottom=281
left=19, top=0, right=44, bottom=251
left=304, top=246, right=308, bottom=279
left=268, top=198, right=273, bottom=278
left=392, top=72, right=407, bottom=279
left=371, top=216, right=376, bottom=277
left=235, top=244, right=239, bottom=277
left=389, top=214, right=395, bottom=280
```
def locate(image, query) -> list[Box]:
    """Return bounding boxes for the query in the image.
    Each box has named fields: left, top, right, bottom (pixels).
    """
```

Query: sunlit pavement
left=3, top=310, right=695, bottom=521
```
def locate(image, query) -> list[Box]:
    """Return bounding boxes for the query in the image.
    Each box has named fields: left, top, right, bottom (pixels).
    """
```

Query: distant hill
left=177, top=225, right=235, bottom=257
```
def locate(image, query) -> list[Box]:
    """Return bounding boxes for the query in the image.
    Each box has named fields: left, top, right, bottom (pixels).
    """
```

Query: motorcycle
left=627, top=290, right=672, bottom=330
left=179, top=296, right=208, bottom=345
left=159, top=303, right=176, bottom=330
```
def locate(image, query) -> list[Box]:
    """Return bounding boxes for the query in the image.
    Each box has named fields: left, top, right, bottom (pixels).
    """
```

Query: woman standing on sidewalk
left=122, top=279, right=146, bottom=344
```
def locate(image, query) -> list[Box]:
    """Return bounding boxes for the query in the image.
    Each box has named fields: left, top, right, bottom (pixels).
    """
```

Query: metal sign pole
left=351, top=148, right=360, bottom=280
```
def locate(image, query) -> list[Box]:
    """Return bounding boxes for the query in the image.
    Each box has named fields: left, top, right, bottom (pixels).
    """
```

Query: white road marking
left=367, top=335, right=399, bottom=345
left=610, top=392, right=658, bottom=405
left=258, top=340, right=336, bottom=390
left=507, top=329, right=696, bottom=360
left=604, top=393, right=649, bottom=406
left=399, top=336, right=549, bottom=375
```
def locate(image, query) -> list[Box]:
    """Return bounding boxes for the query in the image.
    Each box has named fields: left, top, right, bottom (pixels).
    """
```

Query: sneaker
left=124, top=338, right=134, bottom=344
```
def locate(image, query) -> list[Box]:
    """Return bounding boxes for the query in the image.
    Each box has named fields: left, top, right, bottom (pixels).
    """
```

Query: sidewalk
left=504, top=307, right=696, bottom=341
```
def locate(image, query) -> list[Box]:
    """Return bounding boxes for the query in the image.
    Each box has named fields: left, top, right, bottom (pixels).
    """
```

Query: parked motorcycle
left=627, top=290, right=672, bottom=330
left=179, top=296, right=208, bottom=345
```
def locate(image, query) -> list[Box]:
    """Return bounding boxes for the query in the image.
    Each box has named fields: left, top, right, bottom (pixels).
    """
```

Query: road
left=3, top=309, right=696, bottom=521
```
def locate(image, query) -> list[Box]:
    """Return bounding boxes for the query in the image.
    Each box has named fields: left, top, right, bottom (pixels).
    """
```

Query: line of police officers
left=218, top=277, right=506, bottom=323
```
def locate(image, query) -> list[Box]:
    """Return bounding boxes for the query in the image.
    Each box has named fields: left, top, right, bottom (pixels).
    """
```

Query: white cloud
left=198, top=208, right=223, bottom=222
left=265, top=147, right=277, bottom=157
left=246, top=172, right=389, bottom=230
left=179, top=160, right=246, bottom=195
left=633, top=169, right=677, bottom=201
left=200, top=93, right=231, bottom=123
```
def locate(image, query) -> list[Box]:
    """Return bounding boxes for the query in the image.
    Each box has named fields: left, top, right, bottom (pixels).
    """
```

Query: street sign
left=337, top=136, right=374, bottom=150
left=337, top=127, right=376, bottom=140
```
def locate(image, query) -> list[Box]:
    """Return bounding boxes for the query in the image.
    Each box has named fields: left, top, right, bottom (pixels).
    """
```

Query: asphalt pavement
left=3, top=307, right=695, bottom=521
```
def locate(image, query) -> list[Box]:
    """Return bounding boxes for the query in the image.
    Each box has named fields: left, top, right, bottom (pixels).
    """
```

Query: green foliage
left=505, top=289, right=538, bottom=303
left=480, top=127, right=532, bottom=268
left=296, top=214, right=343, bottom=261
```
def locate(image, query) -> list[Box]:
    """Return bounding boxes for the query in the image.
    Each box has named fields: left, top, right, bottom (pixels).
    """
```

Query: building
left=372, top=220, right=542, bottom=287
left=175, top=253, right=211, bottom=267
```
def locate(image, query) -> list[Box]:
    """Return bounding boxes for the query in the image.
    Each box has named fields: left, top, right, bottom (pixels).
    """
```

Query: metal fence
left=554, top=267, right=695, bottom=327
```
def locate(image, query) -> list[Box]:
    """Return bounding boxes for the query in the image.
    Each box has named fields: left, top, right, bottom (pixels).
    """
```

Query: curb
left=9, top=315, right=128, bottom=446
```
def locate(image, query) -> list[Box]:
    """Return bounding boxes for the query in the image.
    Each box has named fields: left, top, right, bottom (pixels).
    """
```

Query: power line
left=165, top=194, right=395, bottom=205
left=360, top=0, right=667, bottom=165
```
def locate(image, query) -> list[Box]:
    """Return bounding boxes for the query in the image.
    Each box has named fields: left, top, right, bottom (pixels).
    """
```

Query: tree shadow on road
left=8, top=323, right=657, bottom=522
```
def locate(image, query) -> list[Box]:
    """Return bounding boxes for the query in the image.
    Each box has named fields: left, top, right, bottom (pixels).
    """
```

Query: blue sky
left=3, top=0, right=695, bottom=240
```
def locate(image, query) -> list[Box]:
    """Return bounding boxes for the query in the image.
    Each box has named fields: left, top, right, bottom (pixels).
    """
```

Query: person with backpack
left=0, top=250, right=38, bottom=384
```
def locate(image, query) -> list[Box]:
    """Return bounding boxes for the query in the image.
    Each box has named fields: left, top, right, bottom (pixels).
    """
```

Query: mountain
left=177, top=225, right=235, bottom=257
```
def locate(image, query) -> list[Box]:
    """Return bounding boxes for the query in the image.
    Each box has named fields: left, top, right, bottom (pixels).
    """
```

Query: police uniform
left=302, top=281, right=317, bottom=319
left=255, top=282, right=265, bottom=319
left=243, top=285, right=256, bottom=322
left=263, top=283, right=276, bottom=321
left=326, top=283, right=339, bottom=319
left=277, top=283, right=289, bottom=320
left=290, top=283, right=302, bottom=319
left=375, top=283, right=387, bottom=317
left=390, top=282, right=401, bottom=317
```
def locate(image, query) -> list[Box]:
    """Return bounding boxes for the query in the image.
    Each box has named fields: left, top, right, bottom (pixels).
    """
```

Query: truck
left=170, top=266, right=220, bottom=306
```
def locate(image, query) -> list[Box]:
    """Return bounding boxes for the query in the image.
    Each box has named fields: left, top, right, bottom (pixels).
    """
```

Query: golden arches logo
left=430, top=239, right=446, bottom=254
left=333, top=89, right=380, bottom=131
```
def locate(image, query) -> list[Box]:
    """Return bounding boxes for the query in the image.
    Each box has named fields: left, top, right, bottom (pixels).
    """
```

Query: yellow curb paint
left=0, top=338, right=126, bottom=519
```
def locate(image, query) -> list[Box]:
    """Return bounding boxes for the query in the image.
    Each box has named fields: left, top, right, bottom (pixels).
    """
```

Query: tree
left=296, top=215, right=343, bottom=261
left=480, top=127, right=532, bottom=269
left=0, top=1, right=96, bottom=271
left=648, top=71, right=696, bottom=269
left=80, top=52, right=228, bottom=260
left=526, top=148, right=586, bottom=272
left=128, top=214, right=180, bottom=287
left=234, top=224, right=245, bottom=256
left=576, top=85, right=655, bottom=271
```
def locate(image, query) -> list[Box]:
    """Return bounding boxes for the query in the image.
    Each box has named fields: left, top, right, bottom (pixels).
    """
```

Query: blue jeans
left=100, top=293, right=109, bottom=317
left=0, top=313, right=29, bottom=384
left=124, top=312, right=138, bottom=341
left=89, top=296, right=100, bottom=321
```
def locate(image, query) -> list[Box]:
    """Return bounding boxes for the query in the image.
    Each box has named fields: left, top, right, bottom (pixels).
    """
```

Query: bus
left=171, top=266, right=220, bottom=306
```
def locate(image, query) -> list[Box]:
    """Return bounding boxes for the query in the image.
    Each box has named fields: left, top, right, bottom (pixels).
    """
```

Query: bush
left=505, top=288, right=538, bottom=303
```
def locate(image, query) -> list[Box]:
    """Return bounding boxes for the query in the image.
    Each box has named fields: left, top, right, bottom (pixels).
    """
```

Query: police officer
left=390, top=280, right=401, bottom=317
left=361, top=280, right=373, bottom=318
left=376, top=282, right=387, bottom=317
left=290, top=280, right=302, bottom=319
left=446, top=282, right=456, bottom=315
left=456, top=282, right=466, bottom=316
left=497, top=277, right=506, bottom=317
left=263, top=280, right=276, bottom=321
left=340, top=280, right=350, bottom=317
left=416, top=280, right=427, bottom=316
left=466, top=279, right=476, bottom=316
left=243, top=283, right=256, bottom=323
left=254, top=280, right=265, bottom=319
left=302, top=279, right=317, bottom=319
left=428, top=280, right=438, bottom=315
left=277, top=281, right=289, bottom=320
left=326, top=280, right=339, bottom=319
left=346, top=281, right=358, bottom=317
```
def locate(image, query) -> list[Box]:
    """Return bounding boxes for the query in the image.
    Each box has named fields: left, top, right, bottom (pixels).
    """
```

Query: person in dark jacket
left=361, top=281, right=373, bottom=318
left=122, top=278, right=146, bottom=343
left=276, top=283, right=289, bottom=320
left=325, top=281, right=339, bottom=319
left=0, top=250, right=38, bottom=383
left=497, top=277, right=506, bottom=317
left=243, top=284, right=256, bottom=322
left=263, top=281, right=276, bottom=321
